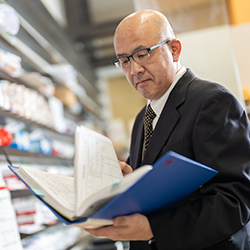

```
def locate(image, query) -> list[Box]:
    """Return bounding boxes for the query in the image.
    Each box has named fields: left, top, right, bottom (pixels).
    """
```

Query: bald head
left=114, top=10, right=175, bottom=45
left=113, top=10, right=182, bottom=101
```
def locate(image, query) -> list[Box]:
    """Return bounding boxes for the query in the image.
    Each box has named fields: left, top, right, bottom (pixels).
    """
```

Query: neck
left=175, top=62, right=182, bottom=75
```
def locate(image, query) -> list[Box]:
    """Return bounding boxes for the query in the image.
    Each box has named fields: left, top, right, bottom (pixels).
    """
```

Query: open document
left=8, top=126, right=218, bottom=228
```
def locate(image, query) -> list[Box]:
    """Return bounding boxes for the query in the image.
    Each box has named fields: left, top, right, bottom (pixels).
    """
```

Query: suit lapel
left=129, top=107, right=145, bottom=169
left=142, top=69, right=196, bottom=165
left=133, top=112, right=145, bottom=169
left=142, top=104, right=180, bottom=165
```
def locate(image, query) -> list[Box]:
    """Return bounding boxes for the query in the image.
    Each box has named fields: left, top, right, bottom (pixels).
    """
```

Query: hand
left=119, top=161, right=133, bottom=176
left=83, top=213, right=153, bottom=241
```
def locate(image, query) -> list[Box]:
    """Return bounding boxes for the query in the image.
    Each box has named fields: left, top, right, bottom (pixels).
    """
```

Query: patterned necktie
left=143, top=104, right=156, bottom=154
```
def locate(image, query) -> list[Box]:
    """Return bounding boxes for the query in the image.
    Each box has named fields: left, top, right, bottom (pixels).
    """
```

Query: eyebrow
left=116, top=45, right=146, bottom=58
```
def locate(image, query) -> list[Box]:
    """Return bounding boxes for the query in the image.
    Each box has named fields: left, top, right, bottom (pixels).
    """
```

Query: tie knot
left=144, top=104, right=156, bottom=123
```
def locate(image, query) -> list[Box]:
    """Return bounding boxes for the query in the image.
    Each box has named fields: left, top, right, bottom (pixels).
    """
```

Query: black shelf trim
left=0, top=146, right=74, bottom=166
left=10, top=189, right=32, bottom=198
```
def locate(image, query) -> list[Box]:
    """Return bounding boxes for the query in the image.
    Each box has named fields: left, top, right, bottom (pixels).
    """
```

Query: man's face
left=114, top=30, right=177, bottom=101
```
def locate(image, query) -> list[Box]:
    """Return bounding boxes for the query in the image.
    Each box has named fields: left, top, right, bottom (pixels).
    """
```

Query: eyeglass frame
left=112, top=38, right=172, bottom=68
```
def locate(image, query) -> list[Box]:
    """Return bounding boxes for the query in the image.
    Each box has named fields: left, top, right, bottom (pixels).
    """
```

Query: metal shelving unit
left=0, top=146, right=74, bottom=166
left=10, top=189, right=32, bottom=199
left=0, top=2, right=100, bottom=249
left=0, top=107, right=74, bottom=144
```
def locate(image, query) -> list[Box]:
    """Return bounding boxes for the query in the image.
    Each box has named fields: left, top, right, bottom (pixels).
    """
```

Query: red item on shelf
left=52, top=148, right=59, bottom=156
left=0, top=127, right=12, bottom=146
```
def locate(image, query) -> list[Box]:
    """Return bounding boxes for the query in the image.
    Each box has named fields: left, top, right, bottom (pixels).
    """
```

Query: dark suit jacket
left=127, top=69, right=250, bottom=250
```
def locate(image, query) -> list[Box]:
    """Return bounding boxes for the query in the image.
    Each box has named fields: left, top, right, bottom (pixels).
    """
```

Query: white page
left=19, top=167, right=75, bottom=217
left=0, top=189, right=24, bottom=250
left=75, top=126, right=123, bottom=216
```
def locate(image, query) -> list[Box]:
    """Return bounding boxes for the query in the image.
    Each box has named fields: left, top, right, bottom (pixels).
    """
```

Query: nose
left=130, top=58, right=144, bottom=76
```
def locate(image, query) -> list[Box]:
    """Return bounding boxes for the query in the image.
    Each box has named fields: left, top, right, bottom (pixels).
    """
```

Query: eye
left=120, top=58, right=129, bottom=67
left=135, top=50, right=148, bottom=60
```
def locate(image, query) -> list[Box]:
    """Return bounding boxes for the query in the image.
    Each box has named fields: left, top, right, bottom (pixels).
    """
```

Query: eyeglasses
left=112, top=39, right=171, bottom=68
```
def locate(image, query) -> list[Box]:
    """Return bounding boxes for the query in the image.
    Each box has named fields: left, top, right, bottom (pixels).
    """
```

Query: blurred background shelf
left=0, top=108, right=74, bottom=143
left=0, top=146, right=73, bottom=166
left=10, top=189, right=32, bottom=198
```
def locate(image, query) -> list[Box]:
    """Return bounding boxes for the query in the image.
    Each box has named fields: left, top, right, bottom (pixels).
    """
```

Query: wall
left=106, top=75, right=146, bottom=153
left=133, top=0, right=228, bottom=33
left=178, top=25, right=245, bottom=106
left=231, top=23, right=250, bottom=89
left=132, top=0, right=250, bottom=107
left=226, top=0, right=250, bottom=100
left=96, top=67, right=146, bottom=156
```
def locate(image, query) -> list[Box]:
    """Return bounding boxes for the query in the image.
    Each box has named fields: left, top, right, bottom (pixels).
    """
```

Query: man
left=82, top=10, right=250, bottom=249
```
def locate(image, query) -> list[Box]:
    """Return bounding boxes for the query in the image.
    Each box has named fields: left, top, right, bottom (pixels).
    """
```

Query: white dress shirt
left=148, top=66, right=187, bottom=129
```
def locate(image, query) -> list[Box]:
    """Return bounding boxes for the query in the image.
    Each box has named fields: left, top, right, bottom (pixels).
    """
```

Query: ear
left=170, top=39, right=182, bottom=62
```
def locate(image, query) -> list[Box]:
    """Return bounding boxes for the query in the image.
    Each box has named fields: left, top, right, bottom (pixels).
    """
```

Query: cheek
left=124, top=73, right=137, bottom=90
left=156, top=57, right=176, bottom=82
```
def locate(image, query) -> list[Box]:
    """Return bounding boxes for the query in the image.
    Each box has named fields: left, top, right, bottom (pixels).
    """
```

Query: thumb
left=113, top=216, right=127, bottom=226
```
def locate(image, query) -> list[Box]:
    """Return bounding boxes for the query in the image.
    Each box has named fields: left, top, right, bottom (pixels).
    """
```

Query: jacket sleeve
left=148, top=90, right=250, bottom=250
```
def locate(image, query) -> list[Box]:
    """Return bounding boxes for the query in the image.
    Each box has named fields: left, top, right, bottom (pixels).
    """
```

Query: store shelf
left=0, top=4, right=92, bottom=249
left=21, top=222, right=83, bottom=250
left=0, top=67, right=36, bottom=90
left=19, top=221, right=60, bottom=240
left=10, top=189, right=32, bottom=198
left=0, top=146, right=73, bottom=166
left=0, top=108, right=74, bottom=143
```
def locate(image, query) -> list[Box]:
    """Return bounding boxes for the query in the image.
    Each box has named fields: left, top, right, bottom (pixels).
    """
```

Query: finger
left=84, top=226, right=113, bottom=237
left=119, top=161, right=133, bottom=175
left=85, top=225, right=126, bottom=241
left=113, top=213, right=139, bottom=227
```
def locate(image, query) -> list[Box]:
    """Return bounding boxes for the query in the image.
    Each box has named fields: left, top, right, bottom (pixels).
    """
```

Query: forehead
left=114, top=27, right=156, bottom=56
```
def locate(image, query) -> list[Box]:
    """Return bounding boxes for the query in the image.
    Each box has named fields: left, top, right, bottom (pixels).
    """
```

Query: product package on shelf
left=0, top=127, right=12, bottom=146
left=16, top=72, right=55, bottom=96
left=29, top=129, right=52, bottom=155
left=0, top=171, right=24, bottom=250
left=1, top=163, right=26, bottom=191
left=48, top=96, right=67, bottom=133
left=1, top=163, right=62, bottom=236
left=21, top=223, right=82, bottom=250
left=10, top=130, right=30, bottom=151
left=51, top=139, right=74, bottom=159
left=0, top=80, right=54, bottom=128
left=12, top=196, right=58, bottom=228
left=0, top=48, right=22, bottom=76
left=54, top=86, right=77, bottom=109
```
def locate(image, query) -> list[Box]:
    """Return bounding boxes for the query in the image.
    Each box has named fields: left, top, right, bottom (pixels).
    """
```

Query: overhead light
left=0, top=4, right=20, bottom=35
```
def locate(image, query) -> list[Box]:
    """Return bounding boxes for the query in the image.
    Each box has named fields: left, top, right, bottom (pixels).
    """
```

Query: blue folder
left=8, top=151, right=218, bottom=228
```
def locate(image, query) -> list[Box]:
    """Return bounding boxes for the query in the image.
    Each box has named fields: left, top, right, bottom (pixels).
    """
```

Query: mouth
left=136, top=79, right=150, bottom=87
